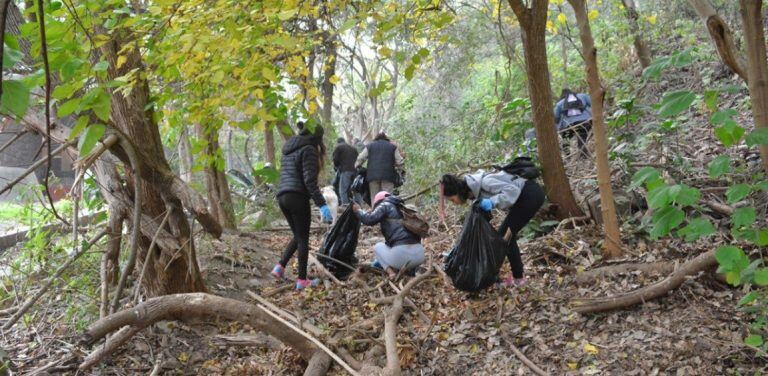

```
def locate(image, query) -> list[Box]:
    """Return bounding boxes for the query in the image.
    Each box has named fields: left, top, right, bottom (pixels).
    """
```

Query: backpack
left=395, top=203, right=430, bottom=238
left=494, top=156, right=540, bottom=179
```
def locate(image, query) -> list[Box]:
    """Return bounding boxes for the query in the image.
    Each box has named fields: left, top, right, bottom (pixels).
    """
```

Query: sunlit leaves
left=0, top=80, right=30, bottom=118
left=657, top=90, right=695, bottom=117
left=78, top=124, right=105, bottom=157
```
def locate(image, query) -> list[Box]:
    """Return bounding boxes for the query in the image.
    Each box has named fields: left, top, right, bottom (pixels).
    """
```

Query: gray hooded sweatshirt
left=464, top=170, right=526, bottom=211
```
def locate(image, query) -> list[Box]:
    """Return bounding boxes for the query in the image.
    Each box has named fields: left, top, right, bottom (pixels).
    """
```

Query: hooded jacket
left=356, top=195, right=420, bottom=247
left=554, top=93, right=592, bottom=130
left=332, top=141, right=359, bottom=173
left=464, top=170, right=526, bottom=211
left=277, top=134, right=326, bottom=207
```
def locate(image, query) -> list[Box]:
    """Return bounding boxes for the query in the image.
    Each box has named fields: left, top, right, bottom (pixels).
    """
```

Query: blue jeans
left=338, top=171, right=355, bottom=205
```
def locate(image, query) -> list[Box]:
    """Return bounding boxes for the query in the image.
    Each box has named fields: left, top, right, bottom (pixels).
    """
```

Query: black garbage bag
left=443, top=205, right=507, bottom=292
left=318, top=205, right=360, bottom=280
left=350, top=169, right=371, bottom=206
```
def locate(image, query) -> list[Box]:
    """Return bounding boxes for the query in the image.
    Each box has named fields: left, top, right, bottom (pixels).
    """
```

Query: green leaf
left=754, top=268, right=768, bottom=286
left=756, top=180, right=768, bottom=192
left=738, top=291, right=759, bottom=306
left=744, top=335, right=763, bottom=347
left=714, top=123, right=745, bottom=147
left=0, top=80, right=30, bottom=117
left=57, top=98, right=81, bottom=117
left=710, top=109, right=738, bottom=125
left=642, top=56, right=669, bottom=80
left=703, top=90, right=718, bottom=111
left=78, top=124, right=105, bottom=157
left=726, top=184, right=752, bottom=203
left=93, top=60, right=109, bottom=72
left=671, top=185, right=700, bottom=206
left=732, top=207, right=756, bottom=228
left=650, top=206, right=684, bottom=239
left=60, top=58, right=84, bottom=81
left=2, top=44, right=23, bottom=69
left=647, top=186, right=671, bottom=210
left=631, top=167, right=661, bottom=189
left=755, top=229, right=768, bottom=246
left=404, top=64, right=416, bottom=81
left=745, top=128, right=768, bottom=146
left=715, top=245, right=748, bottom=272
left=677, top=217, right=715, bottom=242
left=69, top=116, right=89, bottom=141
left=658, top=90, right=696, bottom=117
left=708, top=155, right=731, bottom=178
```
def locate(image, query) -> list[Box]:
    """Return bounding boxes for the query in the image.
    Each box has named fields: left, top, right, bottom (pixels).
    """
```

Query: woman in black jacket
left=353, top=191, right=425, bottom=277
left=271, top=122, right=333, bottom=290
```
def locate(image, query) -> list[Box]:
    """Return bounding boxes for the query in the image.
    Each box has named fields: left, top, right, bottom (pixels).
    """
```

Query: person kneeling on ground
left=353, top=191, right=425, bottom=278
left=440, top=170, right=545, bottom=287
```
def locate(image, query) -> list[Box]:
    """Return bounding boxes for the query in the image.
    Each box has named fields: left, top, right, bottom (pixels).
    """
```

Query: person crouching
left=353, top=192, right=425, bottom=278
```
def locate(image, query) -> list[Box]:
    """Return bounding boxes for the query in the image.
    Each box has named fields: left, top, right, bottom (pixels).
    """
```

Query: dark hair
left=440, top=174, right=470, bottom=202
left=337, top=137, right=346, bottom=143
left=560, top=88, right=575, bottom=101
left=374, top=132, right=389, bottom=141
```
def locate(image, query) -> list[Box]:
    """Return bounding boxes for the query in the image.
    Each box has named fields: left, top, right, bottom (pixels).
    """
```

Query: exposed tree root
left=80, top=293, right=358, bottom=375
left=571, top=250, right=717, bottom=314
left=501, top=333, right=550, bottom=376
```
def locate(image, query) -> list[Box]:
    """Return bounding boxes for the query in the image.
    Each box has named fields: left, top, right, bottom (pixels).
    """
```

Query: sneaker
left=271, top=264, right=285, bottom=280
left=513, top=277, right=527, bottom=287
left=371, top=260, right=383, bottom=269
left=295, top=278, right=320, bottom=290
left=499, top=276, right=527, bottom=288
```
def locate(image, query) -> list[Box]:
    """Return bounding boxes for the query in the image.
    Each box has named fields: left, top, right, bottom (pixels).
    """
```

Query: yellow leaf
left=116, top=55, right=127, bottom=69
left=583, top=343, right=599, bottom=355
left=328, top=74, right=340, bottom=84
left=378, top=46, right=392, bottom=57
left=178, top=352, right=189, bottom=363
left=588, top=9, right=599, bottom=21
left=557, top=13, right=567, bottom=25
left=262, top=67, right=277, bottom=82
left=470, top=344, right=479, bottom=353
left=551, top=0, right=564, bottom=4
left=308, top=101, right=318, bottom=114
left=568, top=362, right=578, bottom=370
left=546, top=20, right=555, bottom=33
left=646, top=15, right=657, bottom=25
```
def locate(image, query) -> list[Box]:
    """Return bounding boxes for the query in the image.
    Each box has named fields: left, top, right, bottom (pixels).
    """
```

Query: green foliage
left=657, top=90, right=696, bottom=117
left=1, top=80, right=30, bottom=117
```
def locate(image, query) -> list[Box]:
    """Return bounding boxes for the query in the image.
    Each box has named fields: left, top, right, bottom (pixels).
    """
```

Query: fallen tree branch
left=3, top=229, right=107, bottom=330
left=573, top=261, right=677, bottom=285
left=501, top=333, right=550, bottom=376
left=571, top=249, right=717, bottom=314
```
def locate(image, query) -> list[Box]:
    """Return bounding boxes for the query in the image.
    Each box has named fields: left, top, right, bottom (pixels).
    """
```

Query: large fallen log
left=80, top=293, right=357, bottom=375
left=573, top=261, right=676, bottom=285
left=571, top=249, right=717, bottom=314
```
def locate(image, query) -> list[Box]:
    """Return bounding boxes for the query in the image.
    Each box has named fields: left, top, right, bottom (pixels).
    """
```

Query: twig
left=3, top=229, right=107, bottom=329
left=0, top=140, right=75, bottom=195
left=0, top=130, right=28, bottom=154
left=501, top=333, right=550, bottom=376
left=309, top=254, right=343, bottom=285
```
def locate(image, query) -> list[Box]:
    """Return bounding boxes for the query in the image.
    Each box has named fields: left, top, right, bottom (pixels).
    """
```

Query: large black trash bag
left=318, top=205, right=361, bottom=279
left=444, top=205, right=508, bottom=292
left=350, top=169, right=371, bottom=206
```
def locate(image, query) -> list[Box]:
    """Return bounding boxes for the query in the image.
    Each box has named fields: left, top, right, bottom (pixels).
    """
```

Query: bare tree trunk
left=321, top=38, right=337, bottom=127
left=621, top=0, right=653, bottom=69
left=690, top=0, right=749, bottom=82
left=740, top=0, right=768, bottom=173
left=506, top=0, right=584, bottom=219
left=569, top=0, right=623, bottom=258
left=178, top=125, right=194, bottom=183
left=197, top=124, right=236, bottom=230
left=265, top=123, right=276, bottom=166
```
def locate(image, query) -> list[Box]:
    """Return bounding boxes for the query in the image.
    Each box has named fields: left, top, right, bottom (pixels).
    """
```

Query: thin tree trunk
left=321, top=37, right=337, bottom=127
left=197, top=124, right=236, bottom=230
left=506, top=0, right=584, bottom=219
left=569, top=0, right=623, bottom=258
left=740, top=0, right=768, bottom=174
left=265, top=123, right=276, bottom=166
left=690, top=0, right=749, bottom=82
left=621, top=0, right=652, bottom=69
left=178, top=125, right=194, bottom=184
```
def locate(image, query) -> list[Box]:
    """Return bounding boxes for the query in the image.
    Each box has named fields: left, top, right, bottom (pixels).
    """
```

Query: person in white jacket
left=440, top=170, right=545, bottom=287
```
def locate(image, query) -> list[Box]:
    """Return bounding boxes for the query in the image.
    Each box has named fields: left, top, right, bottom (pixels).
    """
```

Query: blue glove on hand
left=479, top=198, right=493, bottom=212
left=320, top=205, right=333, bottom=223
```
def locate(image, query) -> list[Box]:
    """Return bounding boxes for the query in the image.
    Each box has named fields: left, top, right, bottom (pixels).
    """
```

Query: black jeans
left=278, top=192, right=312, bottom=280
left=497, top=180, right=546, bottom=278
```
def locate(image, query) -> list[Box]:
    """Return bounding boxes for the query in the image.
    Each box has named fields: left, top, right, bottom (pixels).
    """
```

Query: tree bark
left=739, top=0, right=768, bottom=174
left=321, top=37, right=337, bottom=127
left=178, top=125, right=195, bottom=184
left=506, top=0, right=584, bottom=219
left=620, top=0, right=652, bottom=69
left=569, top=0, right=623, bottom=258
left=265, top=123, right=276, bottom=166
left=197, top=124, right=236, bottom=230
left=689, top=0, right=749, bottom=82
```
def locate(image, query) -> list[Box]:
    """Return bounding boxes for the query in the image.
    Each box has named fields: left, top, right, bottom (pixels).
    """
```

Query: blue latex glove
left=479, top=198, right=493, bottom=212
left=320, top=205, right=333, bottom=223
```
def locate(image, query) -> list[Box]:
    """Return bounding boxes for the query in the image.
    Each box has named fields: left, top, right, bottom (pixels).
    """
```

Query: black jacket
left=277, top=134, right=326, bottom=207
left=356, top=196, right=420, bottom=247
left=332, top=141, right=358, bottom=173
left=365, top=140, right=397, bottom=182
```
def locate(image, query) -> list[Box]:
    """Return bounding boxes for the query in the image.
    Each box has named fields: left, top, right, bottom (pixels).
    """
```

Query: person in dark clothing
left=440, top=170, right=545, bottom=287
left=554, top=88, right=592, bottom=158
left=353, top=191, right=424, bottom=277
left=272, top=122, right=333, bottom=290
left=355, top=132, right=404, bottom=204
left=332, top=137, right=359, bottom=205
left=353, top=138, right=365, bottom=152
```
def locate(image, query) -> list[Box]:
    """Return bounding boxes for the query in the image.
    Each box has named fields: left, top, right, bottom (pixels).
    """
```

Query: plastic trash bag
left=350, top=169, right=371, bottom=206
left=443, top=205, right=507, bottom=292
left=318, top=204, right=360, bottom=279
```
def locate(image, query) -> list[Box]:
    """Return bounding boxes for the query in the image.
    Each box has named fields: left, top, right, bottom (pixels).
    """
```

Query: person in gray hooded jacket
left=440, top=170, right=545, bottom=287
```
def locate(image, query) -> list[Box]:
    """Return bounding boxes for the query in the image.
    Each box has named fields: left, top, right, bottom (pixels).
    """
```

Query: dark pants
left=497, top=180, right=546, bottom=278
left=278, top=192, right=312, bottom=280
left=338, top=171, right=355, bottom=205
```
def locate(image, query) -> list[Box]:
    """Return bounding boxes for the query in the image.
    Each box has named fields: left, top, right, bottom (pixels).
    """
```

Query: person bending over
left=440, top=169, right=545, bottom=287
left=353, top=191, right=425, bottom=278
